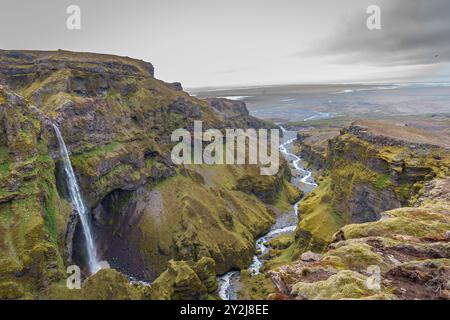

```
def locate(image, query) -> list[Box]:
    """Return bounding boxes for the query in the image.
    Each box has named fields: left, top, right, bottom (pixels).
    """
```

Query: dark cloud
left=301, top=0, right=450, bottom=66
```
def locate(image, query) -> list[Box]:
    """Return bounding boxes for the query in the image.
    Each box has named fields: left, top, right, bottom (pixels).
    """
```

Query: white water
left=218, top=271, right=240, bottom=300
left=53, top=124, right=101, bottom=274
left=218, top=126, right=317, bottom=299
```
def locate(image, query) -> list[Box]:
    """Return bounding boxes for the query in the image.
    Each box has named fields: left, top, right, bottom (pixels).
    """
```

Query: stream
left=218, top=126, right=317, bottom=300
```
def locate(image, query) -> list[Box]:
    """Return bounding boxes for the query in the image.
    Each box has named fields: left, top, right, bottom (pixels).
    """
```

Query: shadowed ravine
left=218, top=126, right=317, bottom=300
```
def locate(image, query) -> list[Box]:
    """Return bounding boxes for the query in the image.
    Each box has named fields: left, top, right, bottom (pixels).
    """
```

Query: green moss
left=340, top=207, right=450, bottom=240
left=397, top=183, right=412, bottom=200
left=274, top=180, right=302, bottom=212
left=0, top=89, right=6, bottom=105
left=296, top=177, right=343, bottom=244
left=267, top=233, right=294, bottom=250
left=291, top=270, right=396, bottom=300
left=47, top=269, right=143, bottom=300
left=71, top=141, right=120, bottom=169
left=121, top=163, right=279, bottom=275
left=321, top=242, right=386, bottom=271
left=146, top=260, right=213, bottom=300
left=238, top=270, right=275, bottom=300
left=0, top=281, right=25, bottom=299
left=374, top=175, right=391, bottom=191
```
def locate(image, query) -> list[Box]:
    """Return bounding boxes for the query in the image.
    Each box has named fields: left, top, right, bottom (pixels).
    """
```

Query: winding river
left=218, top=126, right=317, bottom=300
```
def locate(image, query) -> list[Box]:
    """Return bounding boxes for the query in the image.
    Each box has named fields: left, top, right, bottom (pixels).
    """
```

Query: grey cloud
left=301, top=0, right=450, bottom=66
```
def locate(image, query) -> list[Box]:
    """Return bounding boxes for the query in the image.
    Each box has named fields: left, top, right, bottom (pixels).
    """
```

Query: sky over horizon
left=1, top=0, right=449, bottom=88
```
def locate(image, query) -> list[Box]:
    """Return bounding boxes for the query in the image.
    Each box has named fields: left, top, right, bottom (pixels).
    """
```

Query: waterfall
left=52, top=124, right=101, bottom=274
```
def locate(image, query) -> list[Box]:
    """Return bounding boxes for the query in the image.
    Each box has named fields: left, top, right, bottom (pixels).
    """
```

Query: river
left=218, top=126, right=317, bottom=300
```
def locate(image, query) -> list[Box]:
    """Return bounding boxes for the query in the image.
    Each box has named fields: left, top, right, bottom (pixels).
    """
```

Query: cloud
left=299, top=0, right=450, bottom=67
left=214, top=66, right=258, bottom=75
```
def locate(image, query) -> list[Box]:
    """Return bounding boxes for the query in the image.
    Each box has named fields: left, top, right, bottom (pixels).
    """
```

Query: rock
left=98, top=261, right=111, bottom=269
left=146, top=260, right=210, bottom=300
left=206, top=98, right=249, bottom=117
left=193, top=257, right=218, bottom=293
left=0, top=281, right=25, bottom=299
left=47, top=269, right=143, bottom=300
left=291, top=270, right=397, bottom=300
left=301, top=251, right=322, bottom=262
left=205, top=98, right=270, bottom=129
left=267, top=234, right=294, bottom=250
left=273, top=179, right=450, bottom=300
left=167, top=82, right=183, bottom=91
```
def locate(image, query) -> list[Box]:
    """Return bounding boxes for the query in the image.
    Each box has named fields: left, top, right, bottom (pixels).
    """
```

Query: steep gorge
left=0, top=50, right=298, bottom=299
left=267, top=120, right=450, bottom=300
left=290, top=121, right=449, bottom=255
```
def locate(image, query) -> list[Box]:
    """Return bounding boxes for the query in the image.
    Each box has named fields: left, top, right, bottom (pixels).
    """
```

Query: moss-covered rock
left=270, top=176, right=450, bottom=300
left=338, top=207, right=450, bottom=241
left=238, top=270, right=276, bottom=300
left=145, top=259, right=217, bottom=300
left=47, top=269, right=143, bottom=300
left=321, top=242, right=386, bottom=271
left=0, top=85, right=72, bottom=299
left=0, top=281, right=25, bottom=299
left=291, top=270, right=396, bottom=300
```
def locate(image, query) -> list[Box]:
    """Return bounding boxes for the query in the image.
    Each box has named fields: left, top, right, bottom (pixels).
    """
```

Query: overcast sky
left=1, top=0, right=449, bottom=87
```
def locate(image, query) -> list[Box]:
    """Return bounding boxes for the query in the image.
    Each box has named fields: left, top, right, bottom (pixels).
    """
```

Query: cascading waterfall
left=52, top=124, right=101, bottom=274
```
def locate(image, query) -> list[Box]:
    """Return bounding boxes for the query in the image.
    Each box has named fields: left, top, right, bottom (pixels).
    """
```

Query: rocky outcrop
left=236, top=162, right=302, bottom=205
left=291, top=120, right=449, bottom=254
left=146, top=257, right=218, bottom=300
left=205, top=98, right=272, bottom=129
left=267, top=120, right=450, bottom=300
left=270, top=178, right=450, bottom=300
left=295, top=132, right=328, bottom=171
left=0, top=85, right=73, bottom=299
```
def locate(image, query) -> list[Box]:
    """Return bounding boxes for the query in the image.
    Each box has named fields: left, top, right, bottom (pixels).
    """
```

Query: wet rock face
left=344, top=183, right=402, bottom=223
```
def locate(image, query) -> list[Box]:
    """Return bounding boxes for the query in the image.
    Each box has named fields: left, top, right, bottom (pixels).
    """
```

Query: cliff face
left=267, top=120, right=450, bottom=300
left=292, top=120, right=449, bottom=254
left=0, top=86, right=72, bottom=299
left=0, top=50, right=298, bottom=299
left=270, top=178, right=450, bottom=300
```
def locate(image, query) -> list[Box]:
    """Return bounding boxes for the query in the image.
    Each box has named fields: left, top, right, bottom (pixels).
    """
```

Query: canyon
left=0, top=49, right=449, bottom=300
left=0, top=49, right=299, bottom=299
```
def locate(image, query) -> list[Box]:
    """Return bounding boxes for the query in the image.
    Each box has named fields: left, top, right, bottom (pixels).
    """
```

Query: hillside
left=267, top=119, right=450, bottom=300
left=0, top=50, right=299, bottom=299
